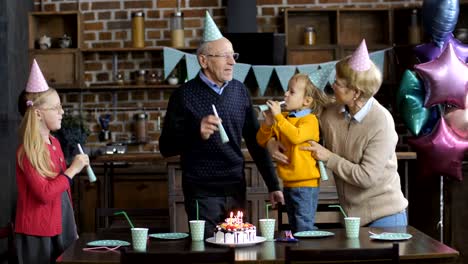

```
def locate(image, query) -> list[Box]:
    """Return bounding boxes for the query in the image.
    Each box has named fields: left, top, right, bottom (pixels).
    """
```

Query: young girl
left=15, top=60, right=89, bottom=264
left=256, top=73, right=329, bottom=232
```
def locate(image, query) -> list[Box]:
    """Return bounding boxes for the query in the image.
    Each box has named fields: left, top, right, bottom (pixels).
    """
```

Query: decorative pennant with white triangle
left=370, top=49, right=386, bottom=74
left=185, top=53, right=201, bottom=81
left=252, top=66, right=274, bottom=96
left=297, top=64, right=319, bottom=76
left=233, top=63, right=251, bottom=82
left=274, top=65, right=296, bottom=92
left=163, top=47, right=185, bottom=79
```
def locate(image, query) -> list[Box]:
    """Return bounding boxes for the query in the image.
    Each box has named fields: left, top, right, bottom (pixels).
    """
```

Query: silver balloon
left=422, top=0, right=459, bottom=47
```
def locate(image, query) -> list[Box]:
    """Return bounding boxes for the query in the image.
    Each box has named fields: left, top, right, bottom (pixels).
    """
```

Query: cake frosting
left=214, top=211, right=257, bottom=244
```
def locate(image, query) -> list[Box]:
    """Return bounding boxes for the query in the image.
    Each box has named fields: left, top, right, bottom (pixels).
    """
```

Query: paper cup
left=191, top=241, right=205, bottom=252
left=259, top=219, right=276, bottom=241
left=131, top=227, right=148, bottom=251
left=189, top=220, right=205, bottom=241
left=344, top=217, right=360, bottom=239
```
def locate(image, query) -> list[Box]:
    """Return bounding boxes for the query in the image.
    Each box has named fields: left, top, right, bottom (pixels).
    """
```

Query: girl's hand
left=65, top=154, right=89, bottom=178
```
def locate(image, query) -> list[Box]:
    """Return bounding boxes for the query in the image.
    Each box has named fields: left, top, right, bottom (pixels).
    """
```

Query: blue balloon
left=425, top=0, right=460, bottom=47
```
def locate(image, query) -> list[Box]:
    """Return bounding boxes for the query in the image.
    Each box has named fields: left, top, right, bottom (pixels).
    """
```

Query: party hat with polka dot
left=203, top=11, right=223, bottom=42
left=26, top=59, right=49, bottom=93
left=348, top=39, right=371, bottom=72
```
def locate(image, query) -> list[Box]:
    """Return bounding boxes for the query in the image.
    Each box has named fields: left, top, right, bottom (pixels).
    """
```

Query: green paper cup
left=259, top=219, right=275, bottom=241
left=131, top=227, right=148, bottom=251
left=189, top=220, right=205, bottom=241
left=344, top=217, right=360, bottom=239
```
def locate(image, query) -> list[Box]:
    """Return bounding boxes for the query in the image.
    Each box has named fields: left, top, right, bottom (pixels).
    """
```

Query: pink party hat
left=26, top=59, right=49, bottom=93
left=348, top=39, right=371, bottom=72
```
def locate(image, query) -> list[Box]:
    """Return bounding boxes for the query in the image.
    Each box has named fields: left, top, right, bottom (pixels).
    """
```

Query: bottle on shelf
left=304, top=26, right=316, bottom=46
left=408, top=9, right=421, bottom=45
left=132, top=11, right=145, bottom=48
left=170, top=11, right=185, bottom=48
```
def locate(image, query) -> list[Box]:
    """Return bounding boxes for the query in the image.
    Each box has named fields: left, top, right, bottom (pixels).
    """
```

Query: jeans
left=283, top=187, right=319, bottom=232
left=368, top=210, right=408, bottom=227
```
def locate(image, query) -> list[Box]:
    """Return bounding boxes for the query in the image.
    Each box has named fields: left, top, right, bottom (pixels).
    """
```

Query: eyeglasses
left=204, top=52, right=239, bottom=61
left=41, top=104, right=63, bottom=113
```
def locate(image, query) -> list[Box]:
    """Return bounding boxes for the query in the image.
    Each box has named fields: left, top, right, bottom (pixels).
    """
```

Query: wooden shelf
left=85, top=83, right=180, bottom=90
left=81, top=46, right=198, bottom=52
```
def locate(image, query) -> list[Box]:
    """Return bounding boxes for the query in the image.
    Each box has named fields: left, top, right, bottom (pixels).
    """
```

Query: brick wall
left=33, top=0, right=422, bottom=153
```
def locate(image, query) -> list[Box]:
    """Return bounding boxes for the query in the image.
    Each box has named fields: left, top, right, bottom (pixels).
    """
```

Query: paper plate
left=370, top=232, right=412, bottom=241
left=293, top=230, right=335, bottom=238
left=149, top=233, right=189, bottom=240
left=205, top=236, right=266, bottom=247
left=86, top=240, right=130, bottom=247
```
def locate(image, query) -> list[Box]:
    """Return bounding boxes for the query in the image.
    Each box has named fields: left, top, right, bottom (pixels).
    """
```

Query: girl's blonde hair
left=17, top=88, right=58, bottom=178
left=290, top=73, right=330, bottom=116
left=335, top=57, right=382, bottom=100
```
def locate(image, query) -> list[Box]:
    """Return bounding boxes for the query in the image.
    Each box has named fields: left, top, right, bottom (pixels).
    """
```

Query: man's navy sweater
left=159, top=76, right=280, bottom=196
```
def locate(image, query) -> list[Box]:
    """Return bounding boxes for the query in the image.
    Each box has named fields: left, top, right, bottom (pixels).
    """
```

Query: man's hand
left=200, top=115, right=220, bottom=140
left=266, top=138, right=289, bottom=165
left=269, top=191, right=284, bottom=208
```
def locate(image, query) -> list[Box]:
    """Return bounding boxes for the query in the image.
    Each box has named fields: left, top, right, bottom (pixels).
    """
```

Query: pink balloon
left=409, top=117, right=468, bottom=181
left=445, top=98, right=468, bottom=139
left=414, top=43, right=468, bottom=109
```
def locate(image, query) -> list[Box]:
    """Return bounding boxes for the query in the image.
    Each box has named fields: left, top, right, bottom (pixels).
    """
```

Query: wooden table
left=58, top=225, right=457, bottom=264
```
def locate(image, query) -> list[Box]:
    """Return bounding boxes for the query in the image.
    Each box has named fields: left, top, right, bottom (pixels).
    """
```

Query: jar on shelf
left=132, top=11, right=145, bottom=48
left=134, top=113, right=148, bottom=143
left=170, top=11, right=185, bottom=47
left=136, top=70, right=146, bottom=85
left=304, top=26, right=316, bottom=46
left=408, top=9, right=421, bottom=45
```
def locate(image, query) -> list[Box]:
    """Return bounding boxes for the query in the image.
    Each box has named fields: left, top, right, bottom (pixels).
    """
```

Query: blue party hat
left=203, top=11, right=223, bottom=42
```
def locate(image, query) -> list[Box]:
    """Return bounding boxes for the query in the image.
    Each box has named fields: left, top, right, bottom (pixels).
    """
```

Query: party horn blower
left=77, top=143, right=96, bottom=183
left=211, top=104, right=229, bottom=144
left=318, top=161, right=328, bottom=181
left=258, top=101, right=285, bottom=112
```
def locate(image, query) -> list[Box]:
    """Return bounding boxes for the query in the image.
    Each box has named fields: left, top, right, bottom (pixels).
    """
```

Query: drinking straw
left=196, top=200, right=199, bottom=220
left=266, top=203, right=272, bottom=219
left=329, top=205, right=347, bottom=218
left=114, top=211, right=135, bottom=228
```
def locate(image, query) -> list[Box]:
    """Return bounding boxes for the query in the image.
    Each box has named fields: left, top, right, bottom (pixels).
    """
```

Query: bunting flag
left=163, top=47, right=389, bottom=94
left=233, top=63, right=251, bottom=82
left=163, top=47, right=185, bottom=79
left=252, top=66, right=274, bottom=96
left=309, top=61, right=336, bottom=90
left=274, top=65, right=297, bottom=92
left=185, top=53, right=201, bottom=80
left=370, top=49, right=387, bottom=74
left=297, top=64, right=319, bottom=76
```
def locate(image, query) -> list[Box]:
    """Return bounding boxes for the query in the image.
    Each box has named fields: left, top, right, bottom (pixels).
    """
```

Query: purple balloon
left=409, top=117, right=468, bottom=181
left=414, top=43, right=468, bottom=109
left=431, top=0, right=459, bottom=47
left=414, top=34, right=468, bottom=63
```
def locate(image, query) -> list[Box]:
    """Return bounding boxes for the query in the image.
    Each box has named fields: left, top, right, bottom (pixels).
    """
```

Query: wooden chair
left=285, top=243, right=399, bottom=264
left=0, top=222, right=18, bottom=264
left=120, top=247, right=235, bottom=264
left=95, top=208, right=169, bottom=235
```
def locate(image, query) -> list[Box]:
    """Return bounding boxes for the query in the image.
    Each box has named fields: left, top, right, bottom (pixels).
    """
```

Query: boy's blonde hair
left=290, top=73, right=329, bottom=116
left=17, top=88, right=59, bottom=178
left=335, top=57, right=382, bottom=100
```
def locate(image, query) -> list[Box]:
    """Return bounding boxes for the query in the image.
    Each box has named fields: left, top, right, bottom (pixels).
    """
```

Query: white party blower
left=77, top=143, right=97, bottom=183
left=211, top=104, right=229, bottom=144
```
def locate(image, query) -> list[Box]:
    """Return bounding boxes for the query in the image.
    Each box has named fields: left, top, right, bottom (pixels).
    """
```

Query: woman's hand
left=266, top=138, right=289, bottom=165
left=301, top=141, right=332, bottom=162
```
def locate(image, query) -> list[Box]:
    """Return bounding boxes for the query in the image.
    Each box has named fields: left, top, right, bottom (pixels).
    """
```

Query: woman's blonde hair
left=290, top=73, right=330, bottom=116
left=17, top=88, right=58, bottom=178
left=335, top=57, right=382, bottom=100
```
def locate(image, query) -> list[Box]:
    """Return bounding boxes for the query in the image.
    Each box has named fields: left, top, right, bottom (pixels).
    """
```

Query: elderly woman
left=267, top=40, right=408, bottom=227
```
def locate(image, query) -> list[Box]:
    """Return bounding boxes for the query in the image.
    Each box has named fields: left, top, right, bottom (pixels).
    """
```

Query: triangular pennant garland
left=370, top=50, right=386, bottom=74
left=185, top=53, right=201, bottom=80
left=163, top=47, right=185, bottom=79
left=297, top=64, right=319, bottom=76
left=233, top=63, right=251, bottom=83
left=274, top=65, right=297, bottom=92
left=252, top=66, right=274, bottom=96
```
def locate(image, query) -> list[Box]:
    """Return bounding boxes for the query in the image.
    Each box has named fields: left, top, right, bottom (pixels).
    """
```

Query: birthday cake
left=214, top=211, right=257, bottom=244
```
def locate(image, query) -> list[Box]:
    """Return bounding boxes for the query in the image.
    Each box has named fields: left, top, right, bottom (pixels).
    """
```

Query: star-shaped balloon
left=408, top=117, right=468, bottom=181
left=414, top=34, right=468, bottom=63
left=414, top=43, right=468, bottom=109
left=445, top=96, right=468, bottom=139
